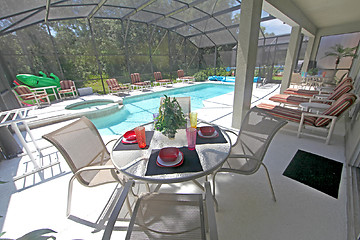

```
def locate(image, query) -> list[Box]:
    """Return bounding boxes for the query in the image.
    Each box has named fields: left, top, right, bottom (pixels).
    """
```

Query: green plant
left=307, top=68, right=318, bottom=76
left=324, top=44, right=357, bottom=71
left=155, top=95, right=186, bottom=138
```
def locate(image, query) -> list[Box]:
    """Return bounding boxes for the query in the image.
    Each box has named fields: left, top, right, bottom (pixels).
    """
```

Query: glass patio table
left=111, top=124, right=231, bottom=184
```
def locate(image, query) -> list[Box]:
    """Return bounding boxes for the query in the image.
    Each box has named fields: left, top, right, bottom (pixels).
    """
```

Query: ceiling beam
left=122, top=0, right=157, bottom=19
left=87, top=0, right=108, bottom=20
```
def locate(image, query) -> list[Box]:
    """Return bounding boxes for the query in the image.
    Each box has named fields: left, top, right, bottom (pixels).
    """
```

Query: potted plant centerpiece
left=155, top=95, right=186, bottom=139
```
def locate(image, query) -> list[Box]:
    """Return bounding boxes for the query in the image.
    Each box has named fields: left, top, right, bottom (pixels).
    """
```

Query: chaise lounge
left=269, top=81, right=353, bottom=107
left=257, top=93, right=357, bottom=144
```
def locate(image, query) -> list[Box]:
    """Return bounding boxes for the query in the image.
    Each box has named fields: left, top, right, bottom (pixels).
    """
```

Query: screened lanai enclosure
left=0, top=0, right=312, bottom=102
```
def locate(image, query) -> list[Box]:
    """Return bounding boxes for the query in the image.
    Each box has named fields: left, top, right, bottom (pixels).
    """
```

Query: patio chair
left=284, top=77, right=353, bottom=97
left=58, top=80, right=78, bottom=100
left=130, top=73, right=150, bottom=90
left=257, top=93, right=357, bottom=144
left=269, top=81, right=353, bottom=107
left=154, top=71, right=172, bottom=87
left=212, top=107, right=287, bottom=204
left=106, top=78, right=131, bottom=94
left=42, top=116, right=127, bottom=217
left=12, top=85, right=51, bottom=106
left=102, top=180, right=218, bottom=240
left=177, top=69, right=194, bottom=83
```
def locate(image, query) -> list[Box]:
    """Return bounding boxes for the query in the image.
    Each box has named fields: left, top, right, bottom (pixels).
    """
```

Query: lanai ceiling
left=0, top=0, right=359, bottom=48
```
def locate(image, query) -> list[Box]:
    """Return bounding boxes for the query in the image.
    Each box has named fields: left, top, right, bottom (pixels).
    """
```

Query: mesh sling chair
left=106, top=78, right=131, bottom=94
left=212, top=107, right=287, bottom=203
left=102, top=180, right=218, bottom=240
left=58, top=80, right=78, bottom=99
left=12, top=85, right=51, bottom=106
left=43, top=116, right=128, bottom=217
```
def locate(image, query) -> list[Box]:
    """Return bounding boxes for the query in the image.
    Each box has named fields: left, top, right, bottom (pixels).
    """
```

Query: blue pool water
left=91, top=83, right=234, bottom=135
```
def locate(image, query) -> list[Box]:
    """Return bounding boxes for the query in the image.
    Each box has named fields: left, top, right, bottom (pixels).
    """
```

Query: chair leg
left=261, top=163, right=276, bottom=202
left=212, top=173, right=219, bottom=212
left=67, top=175, right=77, bottom=217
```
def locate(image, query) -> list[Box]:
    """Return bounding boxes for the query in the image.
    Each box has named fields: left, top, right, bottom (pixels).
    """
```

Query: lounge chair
left=212, top=107, right=287, bottom=205
left=257, top=93, right=357, bottom=144
left=43, top=117, right=128, bottom=217
left=12, top=85, right=51, bottom=106
left=154, top=71, right=172, bottom=87
left=269, top=81, right=353, bottom=107
left=177, top=69, right=194, bottom=83
left=284, top=77, right=353, bottom=97
left=102, top=180, right=218, bottom=240
left=58, top=80, right=78, bottom=99
left=106, top=78, right=130, bottom=94
left=130, top=73, right=150, bottom=90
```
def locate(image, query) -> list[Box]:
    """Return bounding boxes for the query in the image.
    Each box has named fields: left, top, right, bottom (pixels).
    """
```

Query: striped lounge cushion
left=333, top=77, right=352, bottom=92
left=269, top=94, right=310, bottom=105
left=257, top=103, right=316, bottom=126
left=60, top=80, right=74, bottom=90
left=327, top=82, right=353, bottom=100
left=106, top=78, right=119, bottom=88
left=314, top=93, right=357, bottom=127
left=283, top=89, right=319, bottom=97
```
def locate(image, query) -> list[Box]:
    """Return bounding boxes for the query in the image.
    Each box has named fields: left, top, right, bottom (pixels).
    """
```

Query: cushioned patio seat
left=58, top=80, right=78, bottom=99
left=269, top=81, right=353, bottom=106
left=106, top=78, right=130, bottom=94
left=177, top=69, right=194, bottom=83
left=284, top=77, right=353, bottom=97
left=154, top=71, right=172, bottom=86
left=258, top=93, right=357, bottom=144
left=130, top=73, right=150, bottom=90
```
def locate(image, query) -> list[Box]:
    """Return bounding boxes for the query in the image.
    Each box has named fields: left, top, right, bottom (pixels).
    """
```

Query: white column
left=231, top=0, right=263, bottom=129
left=301, top=36, right=315, bottom=73
left=280, top=25, right=301, bottom=93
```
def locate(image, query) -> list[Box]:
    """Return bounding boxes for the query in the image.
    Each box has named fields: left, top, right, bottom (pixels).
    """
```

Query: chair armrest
left=301, top=112, right=337, bottom=120
left=102, top=180, right=134, bottom=240
left=204, top=181, right=218, bottom=240
left=309, top=98, right=334, bottom=104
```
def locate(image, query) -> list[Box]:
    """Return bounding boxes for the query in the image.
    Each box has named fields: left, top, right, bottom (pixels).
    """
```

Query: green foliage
left=0, top=228, right=56, bottom=240
left=155, top=95, right=186, bottom=137
left=307, top=68, right=318, bottom=76
left=193, top=71, right=208, bottom=81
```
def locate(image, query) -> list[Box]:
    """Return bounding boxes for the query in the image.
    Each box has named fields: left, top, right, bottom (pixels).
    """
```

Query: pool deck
left=0, top=81, right=348, bottom=239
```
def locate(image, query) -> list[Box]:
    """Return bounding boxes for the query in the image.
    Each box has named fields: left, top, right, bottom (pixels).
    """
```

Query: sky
left=261, top=19, right=292, bottom=35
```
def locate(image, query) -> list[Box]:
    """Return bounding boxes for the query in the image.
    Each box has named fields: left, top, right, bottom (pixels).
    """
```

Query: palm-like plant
left=324, top=44, right=357, bottom=73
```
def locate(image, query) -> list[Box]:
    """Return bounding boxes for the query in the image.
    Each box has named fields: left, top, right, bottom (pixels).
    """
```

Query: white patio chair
left=42, top=116, right=128, bottom=217
left=102, top=180, right=218, bottom=240
left=213, top=107, right=287, bottom=204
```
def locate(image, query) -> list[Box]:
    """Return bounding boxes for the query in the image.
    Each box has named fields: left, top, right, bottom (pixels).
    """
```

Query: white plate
left=198, top=130, right=219, bottom=138
left=157, top=151, right=183, bottom=167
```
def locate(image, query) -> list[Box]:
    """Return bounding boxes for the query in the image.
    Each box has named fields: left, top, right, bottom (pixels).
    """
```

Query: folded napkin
left=196, top=126, right=227, bottom=145
left=145, top=147, right=203, bottom=176
left=113, top=131, right=154, bottom=151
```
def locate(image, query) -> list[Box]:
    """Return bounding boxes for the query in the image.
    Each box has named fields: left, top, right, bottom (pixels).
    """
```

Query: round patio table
left=111, top=125, right=231, bottom=184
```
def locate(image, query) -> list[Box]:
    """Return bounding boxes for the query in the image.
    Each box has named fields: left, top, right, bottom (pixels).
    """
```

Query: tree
left=324, top=44, right=357, bottom=77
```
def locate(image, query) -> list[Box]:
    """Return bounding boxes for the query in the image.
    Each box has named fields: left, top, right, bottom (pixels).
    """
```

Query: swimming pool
left=90, top=83, right=234, bottom=135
